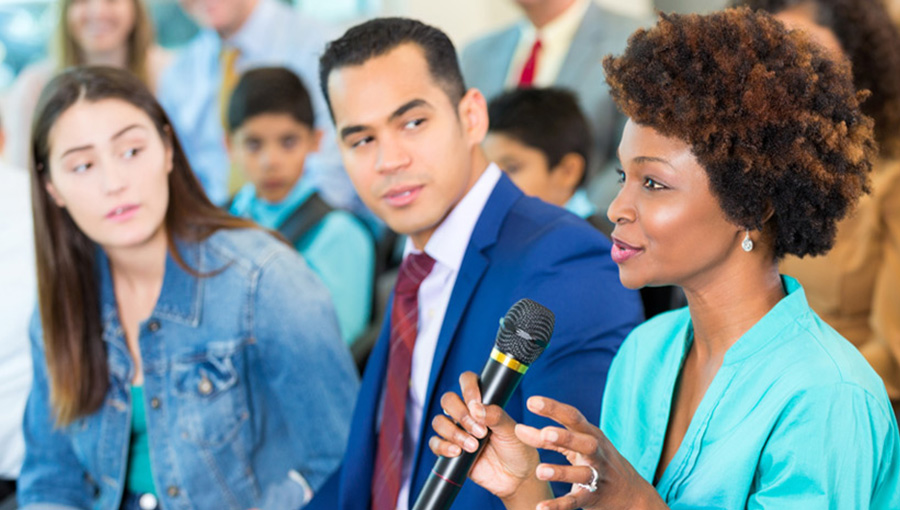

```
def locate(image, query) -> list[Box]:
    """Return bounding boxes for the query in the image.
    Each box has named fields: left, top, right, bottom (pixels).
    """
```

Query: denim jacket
left=18, top=228, right=360, bottom=510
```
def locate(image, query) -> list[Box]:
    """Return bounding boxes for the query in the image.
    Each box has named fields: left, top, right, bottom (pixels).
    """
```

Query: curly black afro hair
left=738, top=0, right=900, bottom=157
left=603, top=7, right=875, bottom=258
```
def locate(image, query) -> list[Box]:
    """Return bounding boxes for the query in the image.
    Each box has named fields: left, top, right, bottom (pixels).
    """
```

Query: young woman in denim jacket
left=17, top=66, right=359, bottom=510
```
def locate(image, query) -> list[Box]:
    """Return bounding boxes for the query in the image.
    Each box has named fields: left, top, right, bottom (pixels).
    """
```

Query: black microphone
left=411, top=298, right=555, bottom=510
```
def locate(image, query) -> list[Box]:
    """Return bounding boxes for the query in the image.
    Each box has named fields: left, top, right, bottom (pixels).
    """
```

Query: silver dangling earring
left=742, top=231, right=754, bottom=252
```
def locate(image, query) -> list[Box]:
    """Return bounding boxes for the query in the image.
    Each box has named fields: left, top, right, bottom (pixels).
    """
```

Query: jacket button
left=150, top=397, right=160, bottom=409
left=198, top=377, right=213, bottom=395
left=148, top=320, right=161, bottom=332
left=167, top=485, right=179, bottom=497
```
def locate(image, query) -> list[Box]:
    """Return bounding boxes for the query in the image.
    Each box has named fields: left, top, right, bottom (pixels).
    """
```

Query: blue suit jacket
left=315, top=175, right=643, bottom=510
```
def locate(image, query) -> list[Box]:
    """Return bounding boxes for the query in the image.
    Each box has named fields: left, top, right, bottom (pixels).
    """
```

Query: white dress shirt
left=0, top=163, right=35, bottom=479
left=505, top=0, right=592, bottom=87
left=394, top=164, right=502, bottom=510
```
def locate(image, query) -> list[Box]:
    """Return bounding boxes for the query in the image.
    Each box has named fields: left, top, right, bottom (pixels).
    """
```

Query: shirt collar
left=564, top=188, right=597, bottom=219
left=721, top=275, right=812, bottom=364
left=98, top=238, right=204, bottom=329
left=520, top=0, right=591, bottom=47
left=403, top=163, right=502, bottom=272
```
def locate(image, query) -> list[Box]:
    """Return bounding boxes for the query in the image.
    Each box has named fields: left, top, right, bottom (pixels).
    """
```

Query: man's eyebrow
left=339, top=99, right=432, bottom=140
left=389, top=99, right=430, bottom=122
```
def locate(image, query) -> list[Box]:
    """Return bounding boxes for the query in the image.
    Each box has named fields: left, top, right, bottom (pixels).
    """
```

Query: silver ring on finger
left=574, top=465, right=599, bottom=493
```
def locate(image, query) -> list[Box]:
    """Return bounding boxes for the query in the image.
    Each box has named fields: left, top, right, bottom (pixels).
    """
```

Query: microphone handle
left=411, top=358, right=526, bottom=510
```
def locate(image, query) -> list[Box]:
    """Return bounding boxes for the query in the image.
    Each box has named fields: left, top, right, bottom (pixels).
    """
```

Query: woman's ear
left=45, top=180, right=66, bottom=208
left=163, top=125, right=175, bottom=174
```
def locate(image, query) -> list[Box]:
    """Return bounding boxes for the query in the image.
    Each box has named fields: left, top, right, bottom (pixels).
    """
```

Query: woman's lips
left=106, top=204, right=139, bottom=222
left=610, top=236, right=643, bottom=264
left=383, top=184, right=423, bottom=208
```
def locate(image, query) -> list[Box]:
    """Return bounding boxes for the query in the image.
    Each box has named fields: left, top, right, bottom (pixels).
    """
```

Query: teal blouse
left=126, top=386, right=156, bottom=496
left=601, top=276, right=900, bottom=509
left=231, top=178, right=374, bottom=344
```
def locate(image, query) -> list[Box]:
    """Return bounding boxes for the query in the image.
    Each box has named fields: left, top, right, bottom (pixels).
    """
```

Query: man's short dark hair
left=227, top=67, right=315, bottom=133
left=488, top=87, right=592, bottom=188
left=319, top=17, right=466, bottom=116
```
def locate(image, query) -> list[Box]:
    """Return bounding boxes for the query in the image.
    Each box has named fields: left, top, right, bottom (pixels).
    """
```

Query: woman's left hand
left=514, top=396, right=669, bottom=510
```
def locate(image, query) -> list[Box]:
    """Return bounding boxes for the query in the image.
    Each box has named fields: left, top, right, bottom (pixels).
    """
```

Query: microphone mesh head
left=494, top=298, right=555, bottom=366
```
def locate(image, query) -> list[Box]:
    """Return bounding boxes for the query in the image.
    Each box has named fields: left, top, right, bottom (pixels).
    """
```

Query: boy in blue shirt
left=482, top=87, right=608, bottom=234
left=226, top=67, right=374, bottom=345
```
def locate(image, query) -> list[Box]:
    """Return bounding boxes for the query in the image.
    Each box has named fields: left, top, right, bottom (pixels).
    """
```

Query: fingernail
left=473, top=423, right=487, bottom=437
left=546, top=429, right=558, bottom=442
left=536, top=465, right=553, bottom=479
left=464, top=437, right=478, bottom=452
left=449, top=445, right=461, bottom=456
left=529, top=397, right=544, bottom=411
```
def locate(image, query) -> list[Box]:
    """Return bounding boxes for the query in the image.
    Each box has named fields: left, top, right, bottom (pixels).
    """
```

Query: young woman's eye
left=122, top=147, right=142, bottom=159
left=643, top=177, right=666, bottom=190
left=72, top=162, right=92, bottom=173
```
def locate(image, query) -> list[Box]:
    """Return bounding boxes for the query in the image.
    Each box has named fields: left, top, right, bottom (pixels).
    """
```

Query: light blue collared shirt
left=601, top=276, right=900, bottom=508
left=158, top=0, right=359, bottom=213
left=563, top=188, right=597, bottom=220
left=231, top=178, right=374, bottom=345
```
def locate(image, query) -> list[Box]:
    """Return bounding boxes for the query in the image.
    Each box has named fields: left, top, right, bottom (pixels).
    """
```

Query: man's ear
left=45, top=180, right=65, bottom=208
left=550, top=152, right=586, bottom=193
left=458, top=88, right=489, bottom=146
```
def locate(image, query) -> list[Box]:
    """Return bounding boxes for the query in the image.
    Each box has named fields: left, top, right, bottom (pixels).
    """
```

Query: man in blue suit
left=312, top=18, right=643, bottom=510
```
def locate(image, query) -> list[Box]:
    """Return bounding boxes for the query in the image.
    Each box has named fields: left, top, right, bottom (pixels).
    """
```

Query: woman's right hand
left=428, top=371, right=551, bottom=505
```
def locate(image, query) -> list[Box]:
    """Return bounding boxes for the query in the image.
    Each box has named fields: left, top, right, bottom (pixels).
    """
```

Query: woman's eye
left=72, top=162, right=92, bottom=173
left=616, top=169, right=626, bottom=184
left=123, top=147, right=142, bottom=159
left=643, top=177, right=666, bottom=190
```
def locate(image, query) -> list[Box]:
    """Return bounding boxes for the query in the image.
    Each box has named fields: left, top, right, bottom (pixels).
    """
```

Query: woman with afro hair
left=739, top=0, right=900, bottom=421
left=425, top=8, right=899, bottom=510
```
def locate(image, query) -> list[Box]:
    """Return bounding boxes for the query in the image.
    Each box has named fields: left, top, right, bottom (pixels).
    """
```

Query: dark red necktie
left=517, top=38, right=543, bottom=88
left=371, top=252, right=436, bottom=510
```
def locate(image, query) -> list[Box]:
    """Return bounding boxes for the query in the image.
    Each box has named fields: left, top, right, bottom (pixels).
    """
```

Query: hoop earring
left=742, top=231, right=754, bottom=252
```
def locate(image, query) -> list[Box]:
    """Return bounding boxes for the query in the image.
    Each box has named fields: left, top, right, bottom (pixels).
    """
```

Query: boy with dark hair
left=311, top=17, right=642, bottom=510
left=226, top=67, right=374, bottom=345
left=483, top=87, right=611, bottom=235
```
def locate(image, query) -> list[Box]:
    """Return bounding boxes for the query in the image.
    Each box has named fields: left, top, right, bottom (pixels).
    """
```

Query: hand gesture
left=515, top=396, right=668, bottom=510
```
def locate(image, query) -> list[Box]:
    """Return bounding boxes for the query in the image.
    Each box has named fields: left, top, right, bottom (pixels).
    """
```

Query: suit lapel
left=406, top=175, right=523, bottom=504
left=555, top=2, right=606, bottom=88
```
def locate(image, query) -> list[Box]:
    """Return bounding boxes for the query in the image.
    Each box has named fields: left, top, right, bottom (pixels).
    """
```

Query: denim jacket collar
left=97, top=238, right=204, bottom=331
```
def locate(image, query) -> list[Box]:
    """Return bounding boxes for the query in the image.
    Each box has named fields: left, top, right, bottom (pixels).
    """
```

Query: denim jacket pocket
left=172, top=338, right=250, bottom=448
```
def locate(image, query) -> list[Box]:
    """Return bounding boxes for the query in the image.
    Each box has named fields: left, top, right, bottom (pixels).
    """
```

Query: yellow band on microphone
left=490, top=348, right=529, bottom=374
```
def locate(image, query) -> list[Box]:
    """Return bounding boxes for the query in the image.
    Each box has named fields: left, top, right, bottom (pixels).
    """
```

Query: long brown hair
left=30, top=66, right=256, bottom=425
left=55, top=0, right=154, bottom=86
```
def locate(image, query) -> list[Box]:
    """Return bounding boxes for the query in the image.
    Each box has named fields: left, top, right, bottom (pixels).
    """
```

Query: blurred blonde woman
left=4, top=0, right=170, bottom=167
